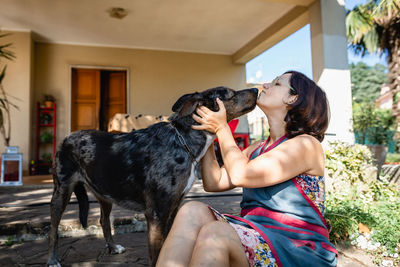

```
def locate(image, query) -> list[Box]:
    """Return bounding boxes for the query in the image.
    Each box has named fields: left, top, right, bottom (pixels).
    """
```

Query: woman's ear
left=287, top=95, right=298, bottom=105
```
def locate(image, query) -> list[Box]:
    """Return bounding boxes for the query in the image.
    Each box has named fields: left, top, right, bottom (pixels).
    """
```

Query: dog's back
left=53, top=121, right=197, bottom=213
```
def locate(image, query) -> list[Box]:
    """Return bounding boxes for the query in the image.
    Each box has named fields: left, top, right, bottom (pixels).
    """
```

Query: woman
left=156, top=71, right=337, bottom=267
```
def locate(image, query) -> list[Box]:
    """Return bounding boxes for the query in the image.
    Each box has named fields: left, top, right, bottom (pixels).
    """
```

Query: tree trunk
left=387, top=24, right=400, bottom=124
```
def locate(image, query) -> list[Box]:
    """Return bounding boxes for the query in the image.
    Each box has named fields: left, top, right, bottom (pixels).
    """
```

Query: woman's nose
left=263, top=83, right=271, bottom=89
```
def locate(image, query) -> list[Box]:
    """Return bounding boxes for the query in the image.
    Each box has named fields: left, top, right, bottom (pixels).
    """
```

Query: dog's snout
left=250, top=88, right=258, bottom=95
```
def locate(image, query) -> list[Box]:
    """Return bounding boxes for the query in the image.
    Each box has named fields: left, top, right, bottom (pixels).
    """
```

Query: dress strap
left=260, top=134, right=288, bottom=155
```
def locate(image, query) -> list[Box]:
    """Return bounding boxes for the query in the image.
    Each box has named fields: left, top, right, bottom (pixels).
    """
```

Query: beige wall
left=0, top=31, right=33, bottom=173
left=33, top=43, right=246, bottom=165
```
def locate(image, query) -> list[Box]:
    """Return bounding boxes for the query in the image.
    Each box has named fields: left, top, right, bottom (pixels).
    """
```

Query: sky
left=245, top=0, right=388, bottom=84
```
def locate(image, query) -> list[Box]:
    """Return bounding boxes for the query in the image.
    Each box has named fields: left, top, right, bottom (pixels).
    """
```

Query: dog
left=47, top=86, right=258, bottom=267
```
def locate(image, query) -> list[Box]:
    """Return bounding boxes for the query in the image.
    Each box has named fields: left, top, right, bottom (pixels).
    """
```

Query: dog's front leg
left=146, top=212, right=166, bottom=267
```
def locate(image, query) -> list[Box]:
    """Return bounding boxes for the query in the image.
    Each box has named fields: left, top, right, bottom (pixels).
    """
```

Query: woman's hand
left=192, top=98, right=229, bottom=134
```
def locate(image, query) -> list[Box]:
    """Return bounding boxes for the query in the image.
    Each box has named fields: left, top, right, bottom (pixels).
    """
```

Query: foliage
left=325, top=141, right=373, bottom=185
left=40, top=113, right=53, bottom=125
left=44, top=94, right=55, bottom=102
left=39, top=131, right=53, bottom=144
left=0, top=32, right=18, bottom=147
left=346, top=0, right=400, bottom=56
left=352, top=102, right=396, bottom=145
left=3, top=235, right=24, bottom=246
left=41, top=152, right=52, bottom=163
left=350, top=62, right=387, bottom=103
left=346, top=0, right=400, bottom=122
left=386, top=152, right=400, bottom=162
left=325, top=141, right=400, bottom=266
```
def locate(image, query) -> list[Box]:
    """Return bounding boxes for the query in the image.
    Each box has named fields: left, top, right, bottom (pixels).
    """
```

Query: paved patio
left=0, top=176, right=375, bottom=266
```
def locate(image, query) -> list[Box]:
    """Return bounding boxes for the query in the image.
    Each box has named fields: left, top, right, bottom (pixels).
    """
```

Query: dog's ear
left=172, top=93, right=203, bottom=117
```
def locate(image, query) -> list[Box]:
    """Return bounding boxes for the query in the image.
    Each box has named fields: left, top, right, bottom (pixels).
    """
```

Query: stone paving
left=0, top=180, right=375, bottom=266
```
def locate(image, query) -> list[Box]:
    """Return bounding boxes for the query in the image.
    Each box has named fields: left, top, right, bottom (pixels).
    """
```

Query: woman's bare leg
left=156, top=201, right=216, bottom=267
left=190, top=221, right=249, bottom=267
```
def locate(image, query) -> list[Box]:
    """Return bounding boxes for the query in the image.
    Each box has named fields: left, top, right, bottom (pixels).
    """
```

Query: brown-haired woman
left=157, top=71, right=337, bottom=267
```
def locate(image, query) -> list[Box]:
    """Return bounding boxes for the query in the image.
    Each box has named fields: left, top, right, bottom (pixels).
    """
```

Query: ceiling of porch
left=0, top=0, right=315, bottom=62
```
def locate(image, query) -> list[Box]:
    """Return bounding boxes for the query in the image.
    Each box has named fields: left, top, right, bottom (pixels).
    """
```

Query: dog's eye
left=225, top=92, right=234, bottom=99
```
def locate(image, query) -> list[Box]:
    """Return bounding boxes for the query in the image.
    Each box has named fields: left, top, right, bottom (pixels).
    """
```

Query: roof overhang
left=0, top=0, right=315, bottom=63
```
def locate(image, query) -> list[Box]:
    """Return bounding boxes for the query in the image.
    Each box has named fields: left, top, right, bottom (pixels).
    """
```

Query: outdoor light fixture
left=108, top=7, right=128, bottom=19
left=1, top=146, right=23, bottom=186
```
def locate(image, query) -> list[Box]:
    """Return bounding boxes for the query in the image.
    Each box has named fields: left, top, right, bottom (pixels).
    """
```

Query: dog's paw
left=47, top=260, right=62, bottom=267
left=109, top=244, right=126, bottom=254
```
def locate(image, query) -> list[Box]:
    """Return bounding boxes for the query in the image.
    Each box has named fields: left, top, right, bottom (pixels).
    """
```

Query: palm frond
left=0, top=66, right=6, bottom=84
left=373, top=0, right=400, bottom=17
left=0, top=44, right=15, bottom=60
left=0, top=34, right=16, bottom=61
left=0, top=98, right=7, bottom=110
left=0, top=33, right=11, bottom=39
left=346, top=8, right=373, bottom=43
left=363, top=26, right=380, bottom=52
left=0, top=109, right=3, bottom=128
left=346, top=1, right=388, bottom=54
left=2, top=99, right=19, bottom=110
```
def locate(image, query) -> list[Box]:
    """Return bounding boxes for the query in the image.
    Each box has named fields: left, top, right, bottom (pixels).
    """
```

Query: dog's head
left=171, top=86, right=258, bottom=121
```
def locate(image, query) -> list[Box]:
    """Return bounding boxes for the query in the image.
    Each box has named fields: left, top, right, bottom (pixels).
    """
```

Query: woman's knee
left=174, top=201, right=215, bottom=227
left=177, top=201, right=213, bottom=220
left=197, top=221, right=236, bottom=245
left=195, top=221, right=249, bottom=266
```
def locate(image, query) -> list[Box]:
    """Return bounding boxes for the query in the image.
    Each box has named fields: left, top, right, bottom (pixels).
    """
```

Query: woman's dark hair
left=283, top=70, right=330, bottom=142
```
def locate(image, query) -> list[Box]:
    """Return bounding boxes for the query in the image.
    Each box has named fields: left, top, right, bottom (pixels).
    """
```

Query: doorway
left=71, top=68, right=127, bottom=132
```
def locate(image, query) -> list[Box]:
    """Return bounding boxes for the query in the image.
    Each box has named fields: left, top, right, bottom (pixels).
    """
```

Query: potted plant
left=0, top=33, right=22, bottom=185
left=44, top=94, right=55, bottom=108
left=0, top=32, right=18, bottom=147
left=41, top=153, right=52, bottom=164
left=40, top=113, right=53, bottom=125
left=39, top=131, right=53, bottom=144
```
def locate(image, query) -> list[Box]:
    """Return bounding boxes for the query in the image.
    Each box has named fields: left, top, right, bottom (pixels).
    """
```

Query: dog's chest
left=182, top=134, right=215, bottom=195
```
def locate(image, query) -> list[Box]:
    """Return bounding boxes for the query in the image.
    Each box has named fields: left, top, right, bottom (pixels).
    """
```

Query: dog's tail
left=74, top=182, right=89, bottom=228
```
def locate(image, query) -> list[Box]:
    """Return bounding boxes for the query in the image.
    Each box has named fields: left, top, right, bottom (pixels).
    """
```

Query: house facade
left=0, top=0, right=353, bottom=173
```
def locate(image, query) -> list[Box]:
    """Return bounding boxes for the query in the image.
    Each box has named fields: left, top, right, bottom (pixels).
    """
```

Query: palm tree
left=346, top=0, right=400, bottom=119
left=0, top=32, right=17, bottom=146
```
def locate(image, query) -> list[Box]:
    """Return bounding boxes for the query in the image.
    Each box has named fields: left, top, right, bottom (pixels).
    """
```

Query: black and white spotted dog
left=47, top=86, right=258, bottom=267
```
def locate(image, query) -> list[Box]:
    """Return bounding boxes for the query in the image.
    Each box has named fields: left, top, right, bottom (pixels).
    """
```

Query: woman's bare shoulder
left=287, top=134, right=325, bottom=175
left=242, top=140, right=263, bottom=158
left=290, top=134, right=322, bottom=148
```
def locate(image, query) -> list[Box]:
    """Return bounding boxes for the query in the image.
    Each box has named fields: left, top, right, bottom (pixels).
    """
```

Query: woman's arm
left=193, top=99, right=324, bottom=189
left=219, top=132, right=324, bottom=188
left=200, top=145, right=234, bottom=192
left=200, top=140, right=263, bottom=192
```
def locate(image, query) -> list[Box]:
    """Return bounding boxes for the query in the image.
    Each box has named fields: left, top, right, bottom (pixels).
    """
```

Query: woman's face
left=257, top=73, right=295, bottom=112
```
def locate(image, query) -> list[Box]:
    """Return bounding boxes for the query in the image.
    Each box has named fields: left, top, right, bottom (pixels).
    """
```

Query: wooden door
left=71, top=69, right=100, bottom=131
left=100, top=71, right=127, bottom=130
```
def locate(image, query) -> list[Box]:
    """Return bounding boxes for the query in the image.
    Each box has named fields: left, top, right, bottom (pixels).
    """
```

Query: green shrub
left=325, top=141, right=373, bottom=185
left=386, top=153, right=400, bottom=163
left=325, top=141, right=400, bottom=265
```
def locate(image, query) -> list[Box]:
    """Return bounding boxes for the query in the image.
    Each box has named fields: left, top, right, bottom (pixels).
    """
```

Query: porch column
left=309, top=0, right=354, bottom=144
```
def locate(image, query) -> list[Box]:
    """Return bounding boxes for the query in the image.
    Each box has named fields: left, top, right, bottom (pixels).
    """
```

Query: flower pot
left=44, top=101, right=53, bottom=108
left=366, top=144, right=388, bottom=179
